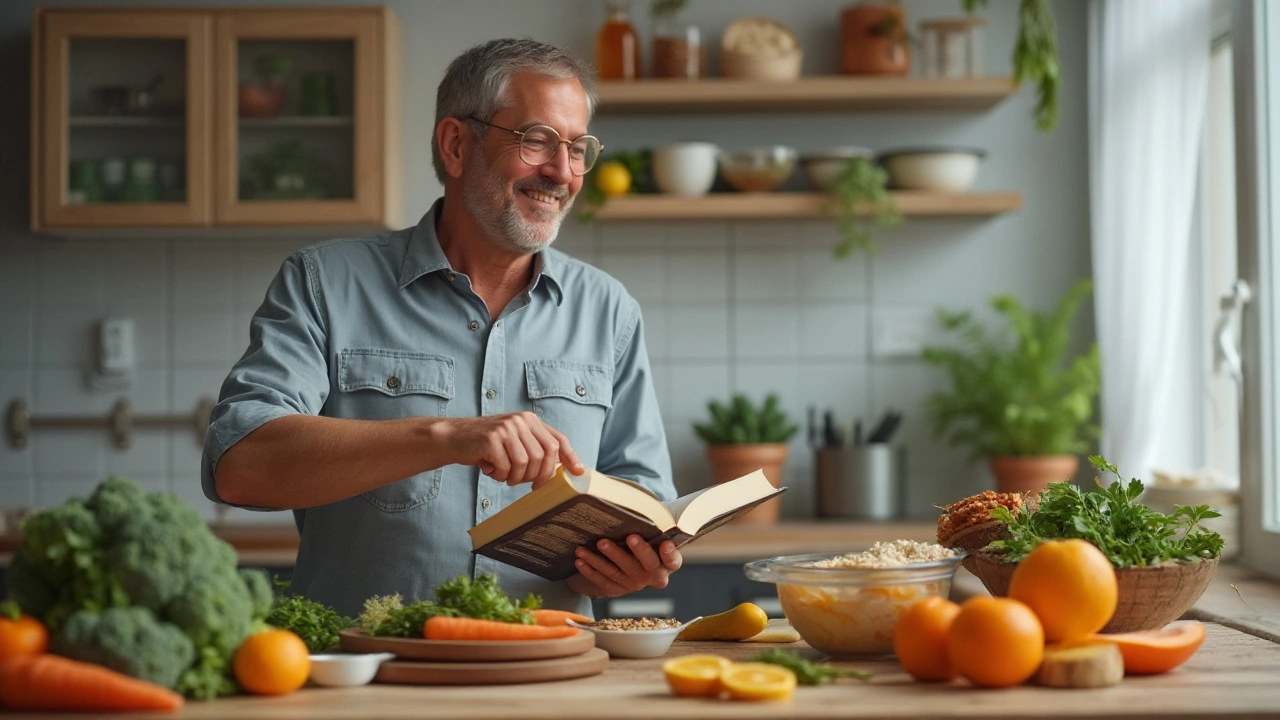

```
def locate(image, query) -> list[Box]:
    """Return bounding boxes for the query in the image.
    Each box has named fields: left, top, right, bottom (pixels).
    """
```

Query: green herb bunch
left=922, top=279, right=1100, bottom=458
left=694, top=393, right=799, bottom=445
left=264, top=578, right=353, bottom=652
left=749, top=648, right=871, bottom=685
left=988, top=455, right=1225, bottom=566
left=964, top=0, right=1059, bottom=132
left=368, top=574, right=541, bottom=638
left=830, top=157, right=901, bottom=257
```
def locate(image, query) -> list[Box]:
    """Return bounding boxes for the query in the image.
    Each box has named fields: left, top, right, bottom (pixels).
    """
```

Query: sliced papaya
left=1065, top=621, right=1206, bottom=675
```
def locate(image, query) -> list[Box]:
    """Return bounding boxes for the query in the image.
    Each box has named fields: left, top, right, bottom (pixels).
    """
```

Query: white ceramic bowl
left=877, top=146, right=986, bottom=192
left=566, top=617, right=702, bottom=659
left=652, top=142, right=719, bottom=196
left=308, top=652, right=395, bottom=687
left=800, top=147, right=876, bottom=191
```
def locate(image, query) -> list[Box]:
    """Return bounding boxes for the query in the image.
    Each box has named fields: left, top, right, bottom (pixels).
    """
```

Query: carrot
left=423, top=616, right=579, bottom=641
left=0, top=654, right=183, bottom=711
left=531, top=609, right=593, bottom=627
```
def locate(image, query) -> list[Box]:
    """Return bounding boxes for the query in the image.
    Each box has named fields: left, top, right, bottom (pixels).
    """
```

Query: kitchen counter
left=15, top=621, right=1279, bottom=720
left=0, top=520, right=941, bottom=567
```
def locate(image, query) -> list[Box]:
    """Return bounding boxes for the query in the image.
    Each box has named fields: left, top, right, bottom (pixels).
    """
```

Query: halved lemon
left=661, top=654, right=733, bottom=697
left=719, top=662, right=797, bottom=702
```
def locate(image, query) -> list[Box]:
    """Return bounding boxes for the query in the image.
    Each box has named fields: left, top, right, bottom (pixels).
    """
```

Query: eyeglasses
left=467, top=116, right=603, bottom=176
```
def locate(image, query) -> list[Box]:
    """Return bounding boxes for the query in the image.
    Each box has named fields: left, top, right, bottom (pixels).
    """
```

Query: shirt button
left=575, top=385, right=586, bottom=397
left=481, top=498, right=491, bottom=509
left=494, top=320, right=502, bottom=328
left=447, top=274, right=456, bottom=282
left=386, top=376, right=400, bottom=389
left=486, top=388, right=497, bottom=399
left=469, top=320, right=480, bottom=331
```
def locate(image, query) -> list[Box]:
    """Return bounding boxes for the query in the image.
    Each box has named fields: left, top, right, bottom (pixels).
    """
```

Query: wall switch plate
left=871, top=308, right=939, bottom=358
left=98, top=317, right=135, bottom=374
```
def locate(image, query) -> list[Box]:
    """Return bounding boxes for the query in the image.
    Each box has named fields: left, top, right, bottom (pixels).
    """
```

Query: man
left=202, top=38, right=680, bottom=618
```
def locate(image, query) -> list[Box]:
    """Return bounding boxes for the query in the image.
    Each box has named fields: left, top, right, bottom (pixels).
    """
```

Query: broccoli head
left=240, top=568, right=274, bottom=621
left=54, top=606, right=195, bottom=689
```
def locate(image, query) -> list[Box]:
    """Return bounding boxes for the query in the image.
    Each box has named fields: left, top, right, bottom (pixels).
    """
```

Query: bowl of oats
left=566, top=617, right=701, bottom=659
left=743, top=540, right=962, bottom=656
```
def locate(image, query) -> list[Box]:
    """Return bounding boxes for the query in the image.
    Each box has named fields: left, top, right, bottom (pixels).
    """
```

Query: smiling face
left=462, top=73, right=590, bottom=254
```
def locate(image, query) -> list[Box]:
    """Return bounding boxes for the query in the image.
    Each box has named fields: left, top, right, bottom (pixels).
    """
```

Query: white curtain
left=1089, top=0, right=1212, bottom=480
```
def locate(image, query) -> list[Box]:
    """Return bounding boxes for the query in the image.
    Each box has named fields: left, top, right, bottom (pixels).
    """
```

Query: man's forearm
left=214, top=414, right=455, bottom=509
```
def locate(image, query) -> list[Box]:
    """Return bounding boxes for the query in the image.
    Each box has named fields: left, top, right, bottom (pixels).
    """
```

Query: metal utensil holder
left=815, top=445, right=906, bottom=520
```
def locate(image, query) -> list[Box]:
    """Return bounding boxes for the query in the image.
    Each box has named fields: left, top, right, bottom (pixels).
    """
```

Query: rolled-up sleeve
left=201, top=251, right=330, bottom=505
left=595, top=298, right=675, bottom=502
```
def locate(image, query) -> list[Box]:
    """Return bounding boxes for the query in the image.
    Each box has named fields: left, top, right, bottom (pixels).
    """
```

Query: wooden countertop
left=0, top=520, right=940, bottom=568
left=16, top=621, right=1278, bottom=720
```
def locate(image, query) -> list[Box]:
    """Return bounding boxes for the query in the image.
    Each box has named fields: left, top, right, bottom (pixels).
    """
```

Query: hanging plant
left=830, top=157, right=902, bottom=257
left=964, top=0, right=1060, bottom=132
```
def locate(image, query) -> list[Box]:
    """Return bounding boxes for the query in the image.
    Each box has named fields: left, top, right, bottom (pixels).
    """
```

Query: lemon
left=677, top=602, right=769, bottom=641
left=661, top=654, right=733, bottom=697
left=594, top=160, right=632, bottom=197
left=719, top=662, right=797, bottom=702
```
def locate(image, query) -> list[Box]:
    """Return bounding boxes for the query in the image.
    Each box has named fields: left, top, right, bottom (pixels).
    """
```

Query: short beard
left=462, top=156, right=574, bottom=254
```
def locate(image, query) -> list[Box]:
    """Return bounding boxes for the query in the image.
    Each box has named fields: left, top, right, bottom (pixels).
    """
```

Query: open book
left=468, top=466, right=785, bottom=582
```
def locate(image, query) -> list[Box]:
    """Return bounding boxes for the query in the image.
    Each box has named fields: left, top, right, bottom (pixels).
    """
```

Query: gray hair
left=432, top=38, right=598, bottom=183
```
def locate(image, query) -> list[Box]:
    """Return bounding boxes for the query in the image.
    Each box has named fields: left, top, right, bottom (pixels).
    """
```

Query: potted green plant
left=238, top=54, right=295, bottom=118
left=921, top=279, right=1100, bottom=494
left=693, top=393, right=799, bottom=524
left=831, top=156, right=902, bottom=257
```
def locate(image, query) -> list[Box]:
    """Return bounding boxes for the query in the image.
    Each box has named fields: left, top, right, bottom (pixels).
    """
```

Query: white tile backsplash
left=105, top=243, right=169, bottom=315
left=0, top=475, right=34, bottom=511
left=666, top=304, right=729, bottom=360
left=734, top=250, right=800, bottom=302
left=596, top=251, right=666, bottom=301
left=734, top=304, right=800, bottom=360
left=173, top=244, right=235, bottom=310
left=173, top=311, right=238, bottom=365
left=665, top=361, right=731, bottom=422
left=38, top=243, right=105, bottom=309
left=34, top=306, right=95, bottom=367
left=0, top=246, right=36, bottom=309
left=33, top=432, right=105, bottom=479
left=0, top=312, right=32, bottom=365
left=667, top=251, right=728, bottom=302
left=799, top=302, right=869, bottom=358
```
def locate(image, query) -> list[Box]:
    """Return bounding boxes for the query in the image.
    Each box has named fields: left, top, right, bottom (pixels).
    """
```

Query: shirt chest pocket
left=338, top=349, right=455, bottom=512
left=525, top=360, right=612, bottom=468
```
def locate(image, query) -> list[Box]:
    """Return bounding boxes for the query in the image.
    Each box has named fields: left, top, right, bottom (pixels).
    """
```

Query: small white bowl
left=308, top=652, right=395, bottom=687
left=800, top=147, right=876, bottom=191
left=567, top=617, right=702, bottom=659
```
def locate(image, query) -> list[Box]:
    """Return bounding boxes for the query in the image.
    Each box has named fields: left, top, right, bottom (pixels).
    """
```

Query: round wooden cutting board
left=374, top=647, right=610, bottom=685
left=338, top=628, right=596, bottom=662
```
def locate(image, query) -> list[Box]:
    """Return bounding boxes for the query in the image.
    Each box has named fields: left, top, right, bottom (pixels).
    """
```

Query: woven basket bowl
left=968, top=551, right=1219, bottom=633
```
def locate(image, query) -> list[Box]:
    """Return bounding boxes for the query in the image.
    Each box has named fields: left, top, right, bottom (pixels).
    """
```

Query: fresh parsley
left=368, top=573, right=542, bottom=637
left=988, top=455, right=1225, bottom=566
left=749, top=648, right=871, bottom=685
left=264, top=578, right=353, bottom=652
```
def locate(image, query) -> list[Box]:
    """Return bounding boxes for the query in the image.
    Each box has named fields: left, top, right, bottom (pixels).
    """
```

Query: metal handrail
left=5, top=396, right=215, bottom=450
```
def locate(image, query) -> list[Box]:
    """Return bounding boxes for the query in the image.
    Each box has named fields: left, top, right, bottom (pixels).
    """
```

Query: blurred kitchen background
left=2, top=0, right=1166, bottom=529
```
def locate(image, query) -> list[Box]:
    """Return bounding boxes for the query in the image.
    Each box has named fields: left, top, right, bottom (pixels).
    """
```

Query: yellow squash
left=677, top=603, right=769, bottom=642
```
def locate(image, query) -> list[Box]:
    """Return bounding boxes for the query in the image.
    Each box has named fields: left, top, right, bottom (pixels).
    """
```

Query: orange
left=893, top=596, right=961, bottom=682
left=719, top=662, right=797, bottom=702
left=1008, top=539, right=1118, bottom=642
left=0, top=615, right=48, bottom=664
left=1066, top=622, right=1206, bottom=675
left=947, top=597, right=1044, bottom=688
left=661, top=654, right=734, bottom=697
left=233, top=629, right=311, bottom=696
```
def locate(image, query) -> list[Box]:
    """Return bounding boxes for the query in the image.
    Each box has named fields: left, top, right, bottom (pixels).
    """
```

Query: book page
left=580, top=470, right=675, bottom=528
left=671, top=469, right=779, bottom=533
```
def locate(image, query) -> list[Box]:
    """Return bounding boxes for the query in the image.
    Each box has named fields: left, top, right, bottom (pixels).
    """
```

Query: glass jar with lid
left=651, top=0, right=704, bottom=80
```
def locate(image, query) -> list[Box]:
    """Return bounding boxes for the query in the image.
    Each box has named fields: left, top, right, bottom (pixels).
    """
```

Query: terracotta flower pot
left=840, top=4, right=911, bottom=76
left=969, top=551, right=1220, bottom=633
left=706, top=443, right=789, bottom=525
left=988, top=455, right=1079, bottom=495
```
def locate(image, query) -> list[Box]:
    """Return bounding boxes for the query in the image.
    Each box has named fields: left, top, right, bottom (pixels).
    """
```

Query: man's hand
left=433, top=412, right=585, bottom=487
left=566, top=534, right=683, bottom=598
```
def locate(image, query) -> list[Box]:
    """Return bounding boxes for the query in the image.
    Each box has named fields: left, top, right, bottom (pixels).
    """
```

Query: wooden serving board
left=374, top=647, right=610, bottom=685
left=338, top=628, right=595, bottom=662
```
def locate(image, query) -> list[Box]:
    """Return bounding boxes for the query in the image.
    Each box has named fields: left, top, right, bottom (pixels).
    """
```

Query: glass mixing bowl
left=744, top=551, right=964, bottom=656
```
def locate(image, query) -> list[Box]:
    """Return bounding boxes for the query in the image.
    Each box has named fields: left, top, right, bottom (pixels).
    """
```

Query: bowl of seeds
left=567, top=617, right=702, bottom=659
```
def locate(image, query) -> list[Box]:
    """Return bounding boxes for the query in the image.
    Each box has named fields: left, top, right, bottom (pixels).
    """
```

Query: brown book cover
left=469, top=467, right=785, bottom=581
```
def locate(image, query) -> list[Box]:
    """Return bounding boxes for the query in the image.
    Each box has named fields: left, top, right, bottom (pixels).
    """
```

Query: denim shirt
left=201, top=199, right=674, bottom=617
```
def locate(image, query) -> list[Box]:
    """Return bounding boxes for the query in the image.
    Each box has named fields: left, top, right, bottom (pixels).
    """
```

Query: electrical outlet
left=98, top=317, right=135, bottom=374
left=872, top=308, right=939, bottom=358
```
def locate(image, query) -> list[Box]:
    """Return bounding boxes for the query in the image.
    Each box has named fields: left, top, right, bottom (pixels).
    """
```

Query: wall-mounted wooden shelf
left=588, top=191, right=1023, bottom=220
left=595, top=76, right=1016, bottom=114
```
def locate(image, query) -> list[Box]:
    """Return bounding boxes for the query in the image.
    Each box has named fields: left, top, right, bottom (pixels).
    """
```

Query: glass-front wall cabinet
left=35, top=11, right=211, bottom=228
left=32, top=8, right=400, bottom=232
